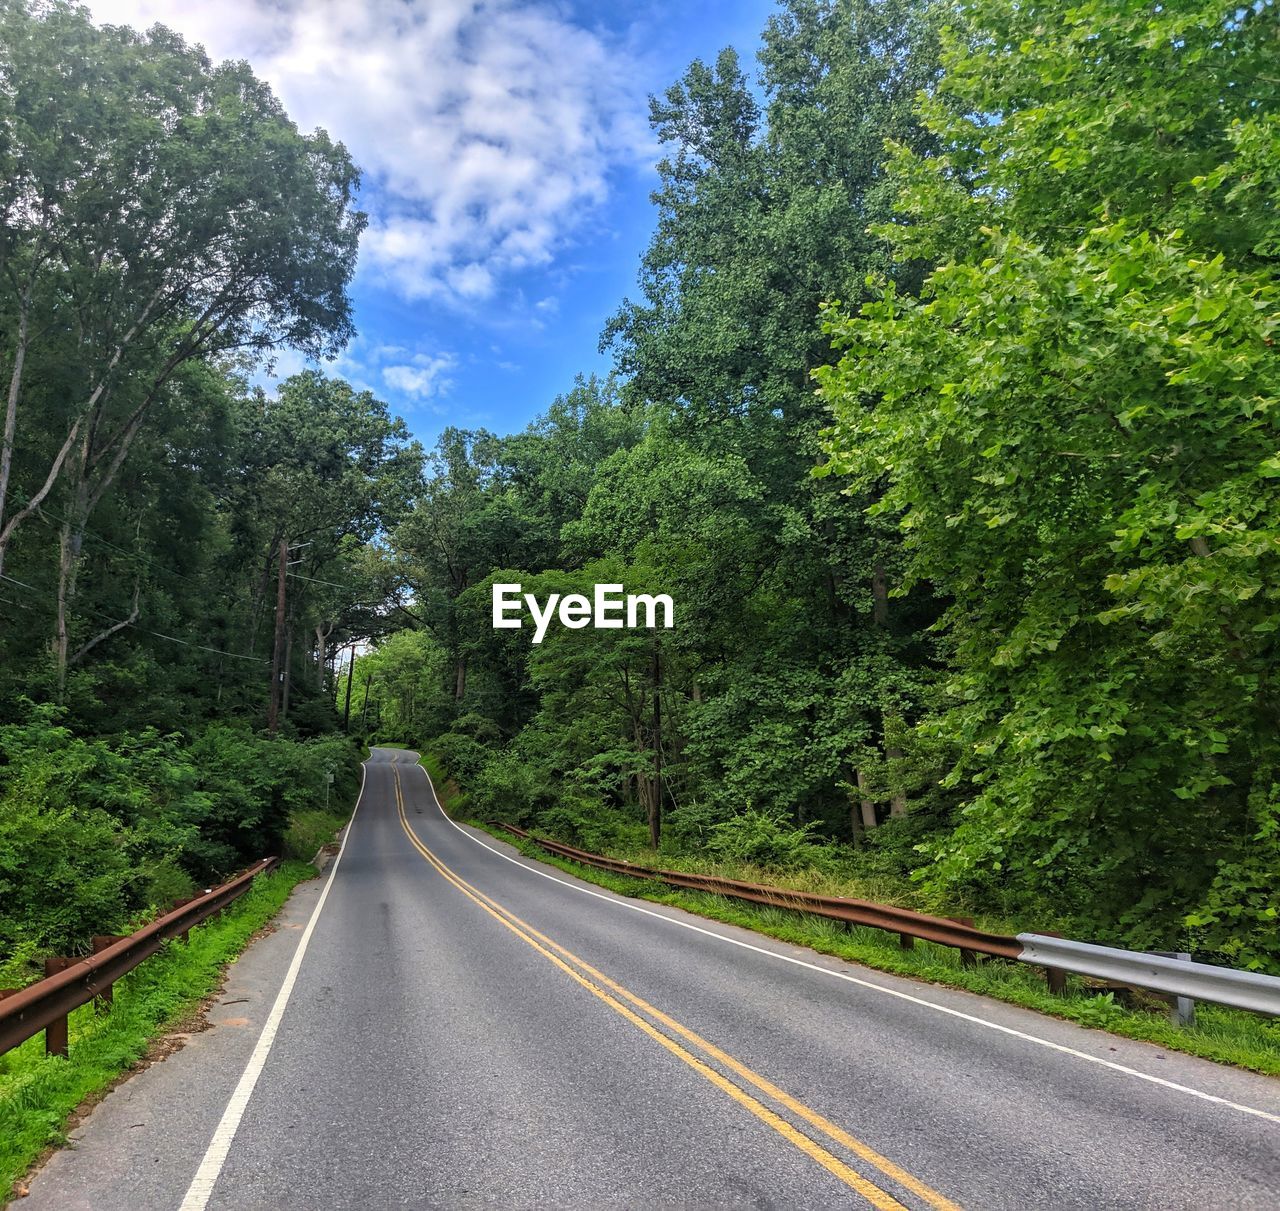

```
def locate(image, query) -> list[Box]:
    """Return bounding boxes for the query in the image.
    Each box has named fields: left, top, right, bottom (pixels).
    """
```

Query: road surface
left=22, top=747, right=1280, bottom=1209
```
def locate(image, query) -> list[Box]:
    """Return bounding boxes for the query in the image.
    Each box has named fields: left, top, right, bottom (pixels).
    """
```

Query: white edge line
left=406, top=756, right=1280, bottom=1129
left=177, top=759, right=370, bottom=1211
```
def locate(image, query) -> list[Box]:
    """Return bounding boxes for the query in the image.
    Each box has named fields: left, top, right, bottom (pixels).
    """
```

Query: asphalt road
left=23, top=747, right=1280, bottom=1210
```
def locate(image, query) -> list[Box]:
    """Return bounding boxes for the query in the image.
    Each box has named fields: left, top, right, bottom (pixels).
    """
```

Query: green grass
left=418, top=753, right=467, bottom=816
left=474, top=823, right=1280, bottom=1078
left=0, top=861, right=318, bottom=1202
left=283, top=806, right=350, bottom=861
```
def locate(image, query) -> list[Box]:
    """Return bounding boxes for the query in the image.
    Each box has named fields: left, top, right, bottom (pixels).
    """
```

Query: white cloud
left=383, top=353, right=458, bottom=400
left=85, top=0, right=652, bottom=306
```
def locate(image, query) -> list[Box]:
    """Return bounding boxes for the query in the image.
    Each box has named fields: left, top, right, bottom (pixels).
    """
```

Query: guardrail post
left=44, top=957, right=74, bottom=1058
left=169, top=898, right=198, bottom=942
left=1153, top=951, right=1197, bottom=1027
left=950, top=918, right=979, bottom=967
left=91, top=937, right=126, bottom=1012
left=1038, top=930, right=1068, bottom=994
left=898, top=933, right=915, bottom=950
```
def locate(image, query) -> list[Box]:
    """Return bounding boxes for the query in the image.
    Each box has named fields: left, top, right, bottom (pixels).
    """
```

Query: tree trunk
left=872, top=561, right=889, bottom=626
left=281, top=626, right=294, bottom=723
left=53, top=468, right=92, bottom=696
left=454, top=655, right=467, bottom=702
left=855, top=768, right=878, bottom=832
left=54, top=518, right=78, bottom=696
left=360, top=674, right=373, bottom=732
left=0, top=290, right=31, bottom=581
left=267, top=537, right=287, bottom=734
left=342, top=645, right=356, bottom=731
left=648, top=642, right=663, bottom=850
left=314, top=620, right=334, bottom=690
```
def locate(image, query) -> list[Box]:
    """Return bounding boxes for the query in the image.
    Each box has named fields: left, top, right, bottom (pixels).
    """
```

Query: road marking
left=178, top=760, right=370, bottom=1211
left=393, top=769, right=943, bottom=1210
left=410, top=849, right=958, bottom=1209
left=399, top=754, right=1280, bottom=1130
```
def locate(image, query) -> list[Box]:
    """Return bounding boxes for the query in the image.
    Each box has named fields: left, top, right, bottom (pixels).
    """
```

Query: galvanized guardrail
left=1016, top=934, right=1280, bottom=1017
left=0, top=857, right=278, bottom=1059
left=492, top=823, right=1280, bottom=1017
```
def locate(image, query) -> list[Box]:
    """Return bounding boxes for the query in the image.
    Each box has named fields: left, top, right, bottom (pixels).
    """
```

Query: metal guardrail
left=489, top=823, right=1024, bottom=960
left=492, top=823, right=1280, bottom=1017
left=0, top=857, right=278, bottom=1059
left=1016, top=934, right=1280, bottom=1017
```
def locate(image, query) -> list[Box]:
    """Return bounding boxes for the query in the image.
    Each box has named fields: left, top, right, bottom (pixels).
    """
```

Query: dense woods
left=353, top=0, right=1280, bottom=972
left=0, top=1, right=414, bottom=969
left=2, top=0, right=1278, bottom=978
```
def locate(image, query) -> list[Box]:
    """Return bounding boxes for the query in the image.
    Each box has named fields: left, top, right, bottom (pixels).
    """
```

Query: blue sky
left=89, top=0, right=778, bottom=448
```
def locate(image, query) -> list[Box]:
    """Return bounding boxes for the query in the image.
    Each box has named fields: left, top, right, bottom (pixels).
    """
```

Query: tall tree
left=0, top=0, right=364, bottom=598
left=817, top=0, right=1280, bottom=959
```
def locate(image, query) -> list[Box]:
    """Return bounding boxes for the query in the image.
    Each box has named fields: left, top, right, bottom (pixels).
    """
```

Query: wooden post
left=950, top=917, right=979, bottom=967
left=267, top=535, right=287, bottom=734
left=342, top=643, right=356, bottom=731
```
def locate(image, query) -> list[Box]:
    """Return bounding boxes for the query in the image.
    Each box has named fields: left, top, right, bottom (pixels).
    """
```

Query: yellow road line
left=392, top=769, right=953, bottom=1210
left=391, top=773, right=904, bottom=1210
left=417, top=840, right=959, bottom=1209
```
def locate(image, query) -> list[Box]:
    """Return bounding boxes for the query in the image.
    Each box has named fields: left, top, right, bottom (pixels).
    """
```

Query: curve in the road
left=391, top=762, right=957, bottom=1211
left=422, top=759, right=1280, bottom=1130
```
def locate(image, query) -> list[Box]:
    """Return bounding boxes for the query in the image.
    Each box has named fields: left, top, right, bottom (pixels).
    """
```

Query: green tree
left=0, top=0, right=364, bottom=594
left=817, top=0, right=1280, bottom=961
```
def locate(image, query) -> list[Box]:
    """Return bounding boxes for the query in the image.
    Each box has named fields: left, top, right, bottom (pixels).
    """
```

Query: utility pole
left=342, top=642, right=357, bottom=732
left=267, top=535, right=287, bottom=735
left=359, top=672, right=374, bottom=734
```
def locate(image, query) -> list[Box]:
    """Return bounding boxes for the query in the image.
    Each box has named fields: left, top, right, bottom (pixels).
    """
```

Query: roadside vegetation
left=0, top=862, right=317, bottom=1202
left=356, top=0, right=1280, bottom=979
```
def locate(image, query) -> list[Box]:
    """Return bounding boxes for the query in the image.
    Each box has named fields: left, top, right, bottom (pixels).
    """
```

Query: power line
left=0, top=572, right=268, bottom=664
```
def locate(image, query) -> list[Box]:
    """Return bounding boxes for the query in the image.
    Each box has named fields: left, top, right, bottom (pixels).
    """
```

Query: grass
left=471, top=823, right=1280, bottom=1079
left=0, top=860, right=318, bottom=1203
left=418, top=752, right=467, bottom=816
left=283, top=806, right=351, bottom=861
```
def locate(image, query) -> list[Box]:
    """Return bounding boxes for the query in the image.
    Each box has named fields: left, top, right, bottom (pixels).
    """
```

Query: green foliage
left=705, top=810, right=837, bottom=871
left=429, top=731, right=492, bottom=787
left=284, top=809, right=349, bottom=862
left=464, top=744, right=551, bottom=824
left=817, top=0, right=1280, bottom=964
left=0, top=796, right=133, bottom=963
left=538, top=798, right=648, bottom=854
left=0, top=708, right=359, bottom=957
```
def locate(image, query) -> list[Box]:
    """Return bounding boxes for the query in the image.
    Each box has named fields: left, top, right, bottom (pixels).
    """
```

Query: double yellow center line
left=391, top=764, right=959, bottom=1211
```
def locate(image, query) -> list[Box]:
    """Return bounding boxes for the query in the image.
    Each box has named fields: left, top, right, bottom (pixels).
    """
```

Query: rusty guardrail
left=488, top=823, right=1024, bottom=963
left=490, top=824, right=1280, bottom=1016
left=0, top=857, right=278, bottom=1060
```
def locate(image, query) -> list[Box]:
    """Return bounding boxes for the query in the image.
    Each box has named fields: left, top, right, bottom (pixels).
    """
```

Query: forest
left=2, top=0, right=1278, bottom=981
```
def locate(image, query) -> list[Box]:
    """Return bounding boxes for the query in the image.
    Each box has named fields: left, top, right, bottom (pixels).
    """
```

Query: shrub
left=430, top=731, right=491, bottom=785
left=705, top=809, right=837, bottom=871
